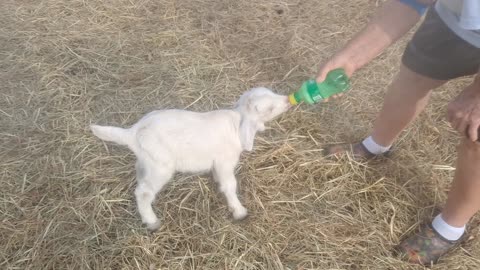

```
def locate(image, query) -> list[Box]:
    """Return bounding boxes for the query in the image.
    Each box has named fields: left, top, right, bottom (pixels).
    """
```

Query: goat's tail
left=90, top=124, right=133, bottom=147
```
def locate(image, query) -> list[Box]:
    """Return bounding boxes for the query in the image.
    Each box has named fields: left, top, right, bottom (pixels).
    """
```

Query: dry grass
left=1, top=0, right=480, bottom=269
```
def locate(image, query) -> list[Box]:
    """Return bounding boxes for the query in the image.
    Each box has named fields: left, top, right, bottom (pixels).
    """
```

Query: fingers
left=330, top=93, right=344, bottom=100
left=448, top=108, right=480, bottom=142
left=468, top=121, right=480, bottom=142
left=450, top=111, right=467, bottom=137
left=316, top=67, right=329, bottom=83
left=448, top=103, right=465, bottom=134
left=316, top=58, right=353, bottom=101
left=317, top=66, right=351, bottom=82
left=322, top=93, right=345, bottom=103
left=316, top=61, right=339, bottom=82
left=457, top=119, right=468, bottom=138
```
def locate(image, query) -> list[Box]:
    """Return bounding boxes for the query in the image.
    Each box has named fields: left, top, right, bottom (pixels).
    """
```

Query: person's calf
left=441, top=138, right=480, bottom=227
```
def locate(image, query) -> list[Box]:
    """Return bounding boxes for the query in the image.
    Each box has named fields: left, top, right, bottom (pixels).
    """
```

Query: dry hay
left=1, top=0, right=480, bottom=269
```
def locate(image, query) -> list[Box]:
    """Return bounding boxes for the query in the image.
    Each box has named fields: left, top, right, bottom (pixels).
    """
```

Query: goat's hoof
left=233, top=208, right=248, bottom=221
left=146, top=220, right=161, bottom=232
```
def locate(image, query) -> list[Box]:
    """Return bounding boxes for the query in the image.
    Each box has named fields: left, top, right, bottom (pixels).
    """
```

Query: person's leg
left=326, top=5, right=480, bottom=159
left=397, top=76, right=480, bottom=265
left=396, top=131, right=480, bottom=266
left=440, top=76, right=480, bottom=227
left=326, top=64, right=446, bottom=158
left=370, top=65, right=446, bottom=146
left=441, top=137, right=480, bottom=227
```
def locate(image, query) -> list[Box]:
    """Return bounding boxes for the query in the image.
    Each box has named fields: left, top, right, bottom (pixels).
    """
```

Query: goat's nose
left=285, top=96, right=293, bottom=108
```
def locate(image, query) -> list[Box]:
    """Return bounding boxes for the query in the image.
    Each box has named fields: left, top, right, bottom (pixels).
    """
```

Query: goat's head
left=235, top=87, right=290, bottom=151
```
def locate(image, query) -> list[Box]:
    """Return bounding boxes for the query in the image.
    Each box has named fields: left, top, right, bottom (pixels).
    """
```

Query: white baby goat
left=90, top=87, right=290, bottom=231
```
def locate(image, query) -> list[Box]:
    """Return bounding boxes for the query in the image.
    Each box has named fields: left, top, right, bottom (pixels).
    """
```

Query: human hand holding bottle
left=315, top=0, right=426, bottom=101
left=316, top=54, right=356, bottom=101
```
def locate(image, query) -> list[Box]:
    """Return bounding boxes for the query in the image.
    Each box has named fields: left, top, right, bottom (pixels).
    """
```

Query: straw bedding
left=1, top=0, right=479, bottom=269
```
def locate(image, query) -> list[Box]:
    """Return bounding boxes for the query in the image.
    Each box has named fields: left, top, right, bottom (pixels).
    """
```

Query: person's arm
left=317, top=0, right=435, bottom=82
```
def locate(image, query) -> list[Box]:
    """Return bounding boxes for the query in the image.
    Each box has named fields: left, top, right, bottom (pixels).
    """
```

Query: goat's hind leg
left=134, top=159, right=173, bottom=231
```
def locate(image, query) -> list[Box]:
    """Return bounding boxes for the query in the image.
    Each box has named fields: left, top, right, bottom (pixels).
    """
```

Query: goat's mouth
left=285, top=96, right=293, bottom=109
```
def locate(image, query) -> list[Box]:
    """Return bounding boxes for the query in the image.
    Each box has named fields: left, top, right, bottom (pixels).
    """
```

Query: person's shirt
left=436, top=0, right=480, bottom=48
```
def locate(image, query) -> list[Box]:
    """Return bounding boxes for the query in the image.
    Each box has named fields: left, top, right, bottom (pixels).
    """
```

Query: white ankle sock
left=431, top=214, right=465, bottom=241
left=361, top=136, right=391, bottom=155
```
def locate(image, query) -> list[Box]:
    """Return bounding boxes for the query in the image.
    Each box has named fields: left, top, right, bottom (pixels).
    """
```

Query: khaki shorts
left=402, top=7, right=480, bottom=80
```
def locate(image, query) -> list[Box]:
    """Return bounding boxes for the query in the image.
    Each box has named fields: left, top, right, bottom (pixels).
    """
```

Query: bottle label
left=312, top=94, right=323, bottom=102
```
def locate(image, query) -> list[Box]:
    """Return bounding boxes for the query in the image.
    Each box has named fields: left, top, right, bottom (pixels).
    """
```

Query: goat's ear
left=239, top=117, right=258, bottom=151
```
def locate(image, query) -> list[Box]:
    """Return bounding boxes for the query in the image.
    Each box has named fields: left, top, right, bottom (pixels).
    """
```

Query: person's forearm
left=338, top=0, right=427, bottom=71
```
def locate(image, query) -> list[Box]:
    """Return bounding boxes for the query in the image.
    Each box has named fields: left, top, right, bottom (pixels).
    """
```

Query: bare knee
left=459, top=138, right=480, bottom=155
left=395, top=64, right=446, bottom=92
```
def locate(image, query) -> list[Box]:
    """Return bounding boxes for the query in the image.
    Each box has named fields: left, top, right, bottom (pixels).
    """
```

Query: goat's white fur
left=90, top=87, right=290, bottom=231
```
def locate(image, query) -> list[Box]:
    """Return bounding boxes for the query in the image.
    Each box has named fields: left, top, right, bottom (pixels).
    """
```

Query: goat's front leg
left=213, top=163, right=248, bottom=220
